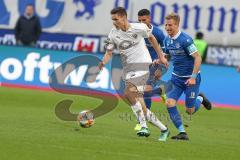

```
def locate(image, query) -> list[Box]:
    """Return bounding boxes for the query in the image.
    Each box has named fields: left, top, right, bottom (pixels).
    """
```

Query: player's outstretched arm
left=185, top=52, right=202, bottom=86
left=98, top=50, right=113, bottom=70
left=191, top=51, right=202, bottom=75
left=148, top=34, right=168, bottom=68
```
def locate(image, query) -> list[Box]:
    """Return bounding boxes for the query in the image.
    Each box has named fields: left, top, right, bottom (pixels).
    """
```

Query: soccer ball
left=77, top=110, right=94, bottom=128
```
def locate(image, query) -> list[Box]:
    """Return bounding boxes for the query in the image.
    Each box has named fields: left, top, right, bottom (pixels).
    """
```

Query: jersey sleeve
left=163, top=38, right=169, bottom=55
left=140, top=23, right=152, bottom=38
left=184, top=37, right=198, bottom=55
left=105, top=29, right=116, bottom=51
left=155, top=28, right=166, bottom=48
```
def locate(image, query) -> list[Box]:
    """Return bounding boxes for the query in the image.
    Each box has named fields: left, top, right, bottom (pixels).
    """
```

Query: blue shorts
left=167, top=74, right=201, bottom=108
left=144, top=64, right=171, bottom=95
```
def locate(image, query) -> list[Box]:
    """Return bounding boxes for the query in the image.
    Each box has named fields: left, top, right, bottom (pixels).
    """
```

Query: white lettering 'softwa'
left=0, top=52, right=117, bottom=90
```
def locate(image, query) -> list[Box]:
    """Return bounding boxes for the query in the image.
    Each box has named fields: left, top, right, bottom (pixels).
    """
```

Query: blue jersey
left=164, top=31, right=198, bottom=77
left=144, top=25, right=165, bottom=60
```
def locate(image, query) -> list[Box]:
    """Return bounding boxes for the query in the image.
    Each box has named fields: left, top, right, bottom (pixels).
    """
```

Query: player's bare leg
left=124, top=82, right=150, bottom=137
left=138, top=97, right=170, bottom=141
left=128, top=83, right=169, bottom=140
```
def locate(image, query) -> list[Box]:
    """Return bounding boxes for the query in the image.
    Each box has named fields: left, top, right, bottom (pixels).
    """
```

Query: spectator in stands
left=237, top=65, right=240, bottom=72
left=194, top=32, right=208, bottom=62
left=14, top=4, right=42, bottom=46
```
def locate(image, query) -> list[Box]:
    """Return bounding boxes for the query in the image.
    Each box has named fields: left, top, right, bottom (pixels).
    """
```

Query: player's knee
left=186, top=107, right=195, bottom=115
left=124, top=89, right=138, bottom=99
left=124, top=91, right=136, bottom=105
left=124, top=90, right=130, bottom=98
left=165, top=99, right=176, bottom=107
left=144, top=85, right=152, bottom=92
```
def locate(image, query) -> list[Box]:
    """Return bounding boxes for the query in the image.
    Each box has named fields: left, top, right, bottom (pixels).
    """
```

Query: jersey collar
left=170, top=30, right=181, bottom=40
left=149, top=24, right=153, bottom=30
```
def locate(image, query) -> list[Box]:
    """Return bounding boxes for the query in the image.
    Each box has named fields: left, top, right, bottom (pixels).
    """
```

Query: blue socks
left=152, top=86, right=162, bottom=95
left=167, top=106, right=185, bottom=133
left=193, top=96, right=203, bottom=114
left=167, top=96, right=203, bottom=133
left=144, top=87, right=162, bottom=109
left=144, top=92, right=152, bottom=109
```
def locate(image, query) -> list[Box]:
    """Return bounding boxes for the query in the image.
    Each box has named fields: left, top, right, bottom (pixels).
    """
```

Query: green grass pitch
left=0, top=87, right=239, bottom=160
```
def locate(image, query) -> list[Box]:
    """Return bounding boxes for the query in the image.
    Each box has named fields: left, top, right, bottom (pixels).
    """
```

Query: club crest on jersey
left=119, top=40, right=133, bottom=50
left=175, top=43, right=180, bottom=48
left=131, top=34, right=138, bottom=39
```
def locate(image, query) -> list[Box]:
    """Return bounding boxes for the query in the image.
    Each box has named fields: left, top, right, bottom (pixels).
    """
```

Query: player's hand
left=153, top=58, right=168, bottom=67
left=160, top=57, right=169, bottom=69
left=98, top=61, right=105, bottom=71
left=185, top=78, right=196, bottom=86
left=152, top=59, right=160, bottom=65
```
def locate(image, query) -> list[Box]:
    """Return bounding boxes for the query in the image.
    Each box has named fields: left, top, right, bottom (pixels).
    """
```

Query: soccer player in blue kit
left=138, top=9, right=167, bottom=107
left=163, top=13, right=212, bottom=140
left=134, top=9, right=168, bottom=131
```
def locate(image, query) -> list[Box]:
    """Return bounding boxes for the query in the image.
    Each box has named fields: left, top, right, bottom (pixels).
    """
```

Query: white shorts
left=124, top=70, right=149, bottom=93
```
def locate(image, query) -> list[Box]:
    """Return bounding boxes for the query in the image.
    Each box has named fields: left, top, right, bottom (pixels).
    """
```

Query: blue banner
left=0, top=45, right=239, bottom=108
left=0, top=45, right=115, bottom=92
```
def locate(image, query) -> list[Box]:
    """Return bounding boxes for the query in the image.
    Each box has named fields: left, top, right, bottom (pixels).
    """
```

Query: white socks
left=131, top=101, right=147, bottom=128
left=146, top=109, right=167, bottom=131
left=131, top=101, right=167, bottom=131
left=197, top=96, right=203, bottom=103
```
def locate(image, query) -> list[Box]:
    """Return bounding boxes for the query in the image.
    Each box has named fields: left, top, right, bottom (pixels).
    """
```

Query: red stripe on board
left=1, top=83, right=240, bottom=110
left=0, top=83, right=122, bottom=98
left=1, top=83, right=52, bottom=91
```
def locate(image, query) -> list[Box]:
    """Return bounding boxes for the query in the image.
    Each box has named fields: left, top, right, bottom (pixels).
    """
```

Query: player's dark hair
left=111, top=7, right=127, bottom=17
left=26, top=3, right=34, bottom=8
left=138, top=9, right=150, bottom=16
left=165, top=12, right=180, bottom=25
left=196, top=32, right=204, bottom=39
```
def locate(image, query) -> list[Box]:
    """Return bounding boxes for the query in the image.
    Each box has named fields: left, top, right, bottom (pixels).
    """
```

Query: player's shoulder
left=110, top=27, right=118, bottom=33
left=152, top=25, right=164, bottom=33
left=179, top=32, right=193, bottom=46
left=130, top=23, right=148, bottom=31
left=152, top=26, right=165, bottom=38
left=180, top=32, right=192, bottom=39
left=164, top=36, right=171, bottom=42
left=108, top=27, right=119, bottom=36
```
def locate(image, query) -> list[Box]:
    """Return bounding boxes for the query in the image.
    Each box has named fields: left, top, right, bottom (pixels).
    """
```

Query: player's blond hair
left=165, top=13, right=180, bottom=25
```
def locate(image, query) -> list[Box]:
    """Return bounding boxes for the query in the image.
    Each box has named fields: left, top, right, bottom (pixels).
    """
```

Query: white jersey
left=107, top=23, right=152, bottom=79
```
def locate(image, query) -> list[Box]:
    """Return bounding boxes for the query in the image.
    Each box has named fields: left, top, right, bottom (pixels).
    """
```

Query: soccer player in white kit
left=98, top=7, right=169, bottom=141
